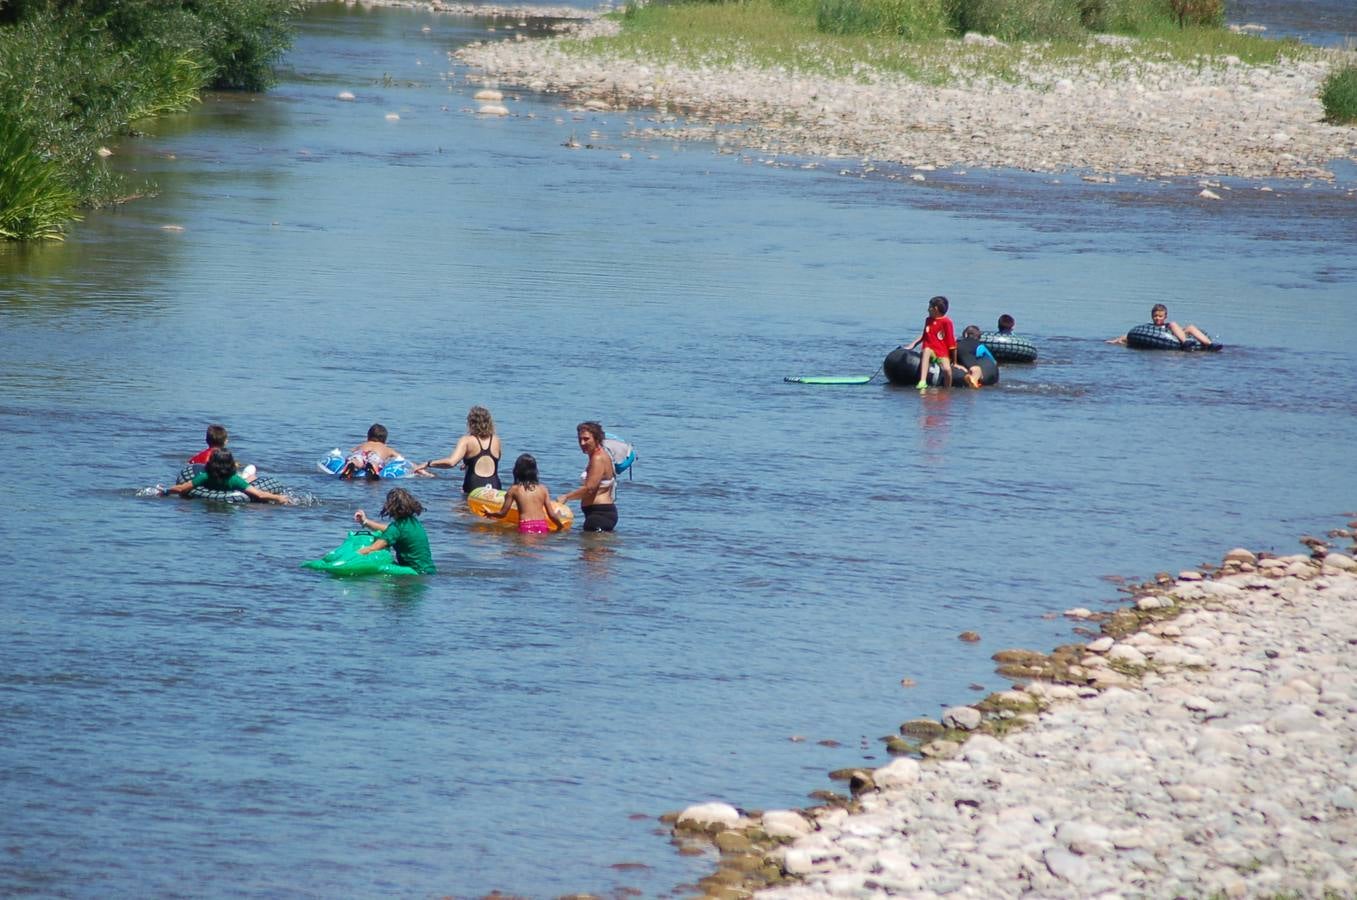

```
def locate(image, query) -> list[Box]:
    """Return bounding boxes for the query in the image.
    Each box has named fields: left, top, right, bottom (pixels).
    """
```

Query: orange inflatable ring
left=466, top=486, right=574, bottom=531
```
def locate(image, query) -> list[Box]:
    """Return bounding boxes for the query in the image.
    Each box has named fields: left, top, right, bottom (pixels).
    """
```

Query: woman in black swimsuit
left=413, top=405, right=502, bottom=493
left=556, top=421, right=617, bottom=532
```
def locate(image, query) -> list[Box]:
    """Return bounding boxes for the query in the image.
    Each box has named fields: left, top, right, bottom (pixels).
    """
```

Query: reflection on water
left=2, top=2, right=1355, bottom=897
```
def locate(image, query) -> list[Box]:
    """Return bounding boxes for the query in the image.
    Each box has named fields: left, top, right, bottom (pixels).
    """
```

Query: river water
left=2, top=2, right=1355, bottom=897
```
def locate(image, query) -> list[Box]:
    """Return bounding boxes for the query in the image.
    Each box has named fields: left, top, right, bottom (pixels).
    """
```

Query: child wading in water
left=165, top=449, right=288, bottom=503
left=488, top=454, right=565, bottom=534
left=353, top=488, right=436, bottom=574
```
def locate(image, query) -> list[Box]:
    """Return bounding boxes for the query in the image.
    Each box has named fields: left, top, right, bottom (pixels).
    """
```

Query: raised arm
left=354, top=509, right=388, bottom=532
left=414, top=436, right=470, bottom=475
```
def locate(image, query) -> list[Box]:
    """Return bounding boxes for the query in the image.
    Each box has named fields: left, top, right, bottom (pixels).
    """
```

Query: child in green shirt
left=353, top=488, right=436, bottom=574
left=165, top=449, right=289, bottom=503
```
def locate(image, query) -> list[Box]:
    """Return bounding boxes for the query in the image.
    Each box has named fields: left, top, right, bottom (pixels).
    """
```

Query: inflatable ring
left=883, top=346, right=999, bottom=387
left=978, top=332, right=1038, bottom=363
left=317, top=448, right=414, bottom=478
left=301, top=530, right=421, bottom=577
left=466, top=486, right=574, bottom=531
left=176, top=464, right=287, bottom=503
left=1125, top=323, right=1202, bottom=351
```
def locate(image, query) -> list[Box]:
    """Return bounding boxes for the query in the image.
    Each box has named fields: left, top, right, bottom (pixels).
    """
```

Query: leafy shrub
left=194, top=0, right=300, bottom=91
left=0, top=117, right=80, bottom=241
left=955, top=0, right=1082, bottom=40
left=1168, top=0, right=1222, bottom=27
left=0, top=0, right=296, bottom=240
left=817, top=0, right=953, bottom=38
left=1320, top=64, right=1357, bottom=125
left=1078, top=0, right=1175, bottom=33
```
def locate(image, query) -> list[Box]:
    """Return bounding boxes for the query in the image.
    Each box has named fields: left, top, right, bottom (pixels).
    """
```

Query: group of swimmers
left=908, top=297, right=1219, bottom=389
left=162, top=410, right=623, bottom=576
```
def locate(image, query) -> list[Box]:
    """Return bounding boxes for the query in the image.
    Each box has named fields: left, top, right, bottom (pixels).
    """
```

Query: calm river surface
left=2, top=3, right=1355, bottom=896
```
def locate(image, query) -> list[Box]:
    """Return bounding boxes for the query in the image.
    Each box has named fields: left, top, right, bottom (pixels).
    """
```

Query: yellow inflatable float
left=466, top=486, right=574, bottom=531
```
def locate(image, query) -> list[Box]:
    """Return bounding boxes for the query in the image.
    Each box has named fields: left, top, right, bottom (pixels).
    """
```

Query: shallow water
left=2, top=3, right=1355, bottom=897
left=1229, top=0, right=1357, bottom=46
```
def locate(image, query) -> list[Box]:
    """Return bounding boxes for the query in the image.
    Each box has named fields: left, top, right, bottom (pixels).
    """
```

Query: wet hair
left=997, top=314, right=1015, bottom=333
left=466, top=406, right=495, bottom=439
left=366, top=423, right=388, bottom=443
left=1151, top=303, right=1168, bottom=317
left=381, top=487, right=423, bottom=519
left=961, top=324, right=982, bottom=340
left=577, top=421, right=605, bottom=445
left=205, top=424, right=228, bottom=448
left=206, top=448, right=236, bottom=482
left=512, top=453, right=540, bottom=486
left=928, top=295, right=949, bottom=315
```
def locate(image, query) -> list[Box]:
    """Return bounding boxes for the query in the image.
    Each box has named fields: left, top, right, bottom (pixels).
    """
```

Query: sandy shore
left=442, top=6, right=1357, bottom=183
left=670, top=534, right=1357, bottom=898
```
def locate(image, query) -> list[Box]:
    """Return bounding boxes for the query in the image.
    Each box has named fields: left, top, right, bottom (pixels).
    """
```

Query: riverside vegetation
left=0, top=0, right=299, bottom=242
left=458, top=0, right=1355, bottom=180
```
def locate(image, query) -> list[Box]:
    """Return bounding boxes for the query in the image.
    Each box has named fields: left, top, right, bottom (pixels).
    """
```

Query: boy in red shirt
left=907, top=295, right=957, bottom=389
left=188, top=423, right=256, bottom=481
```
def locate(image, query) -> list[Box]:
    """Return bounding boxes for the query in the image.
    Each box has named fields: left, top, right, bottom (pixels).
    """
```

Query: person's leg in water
left=916, top=347, right=935, bottom=389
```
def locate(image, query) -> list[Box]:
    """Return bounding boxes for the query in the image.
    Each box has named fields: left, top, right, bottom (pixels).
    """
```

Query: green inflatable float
left=301, top=530, right=421, bottom=577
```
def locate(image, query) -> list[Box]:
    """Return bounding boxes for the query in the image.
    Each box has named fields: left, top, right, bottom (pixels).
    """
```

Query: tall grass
left=0, top=0, right=297, bottom=241
left=956, top=0, right=1082, bottom=41
left=817, top=0, right=952, bottom=39
left=0, top=117, right=80, bottom=242
left=1320, top=64, right=1357, bottom=124
left=600, top=0, right=1304, bottom=81
left=668, top=0, right=1226, bottom=41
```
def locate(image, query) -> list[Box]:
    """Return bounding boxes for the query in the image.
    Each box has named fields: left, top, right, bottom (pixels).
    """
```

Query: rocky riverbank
left=669, top=532, right=1357, bottom=898
left=444, top=6, right=1357, bottom=183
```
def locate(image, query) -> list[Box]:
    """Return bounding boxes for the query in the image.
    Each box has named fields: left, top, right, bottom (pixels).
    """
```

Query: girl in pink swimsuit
left=486, top=454, right=565, bottom=535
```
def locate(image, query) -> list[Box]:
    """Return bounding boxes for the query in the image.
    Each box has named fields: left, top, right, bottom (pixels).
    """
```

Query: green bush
left=0, top=117, right=81, bottom=241
left=194, top=0, right=300, bottom=91
left=817, top=0, right=952, bottom=38
left=1320, top=64, right=1357, bottom=124
left=1168, top=0, right=1222, bottom=27
left=0, top=0, right=296, bottom=240
left=1078, top=0, right=1174, bottom=32
left=955, top=0, right=1083, bottom=40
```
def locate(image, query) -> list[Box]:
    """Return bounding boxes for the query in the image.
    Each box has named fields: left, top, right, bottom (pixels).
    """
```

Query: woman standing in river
left=414, top=405, right=502, bottom=494
left=556, top=421, right=617, bottom=532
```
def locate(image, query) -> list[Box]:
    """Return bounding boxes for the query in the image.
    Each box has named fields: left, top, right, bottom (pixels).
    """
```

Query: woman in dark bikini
left=413, top=405, right=502, bottom=493
left=556, top=421, right=617, bottom=532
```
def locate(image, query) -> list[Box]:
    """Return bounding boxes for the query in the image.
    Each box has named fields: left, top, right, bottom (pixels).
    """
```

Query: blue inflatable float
left=317, top=449, right=414, bottom=479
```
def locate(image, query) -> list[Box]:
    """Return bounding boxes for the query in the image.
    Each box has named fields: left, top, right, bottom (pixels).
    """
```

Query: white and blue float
left=316, top=449, right=415, bottom=479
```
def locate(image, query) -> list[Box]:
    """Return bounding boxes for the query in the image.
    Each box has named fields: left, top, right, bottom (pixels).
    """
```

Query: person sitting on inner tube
left=956, top=325, right=996, bottom=389
left=164, top=449, right=290, bottom=503
left=1107, top=303, right=1222, bottom=350
left=997, top=313, right=1015, bottom=334
left=906, top=295, right=957, bottom=389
